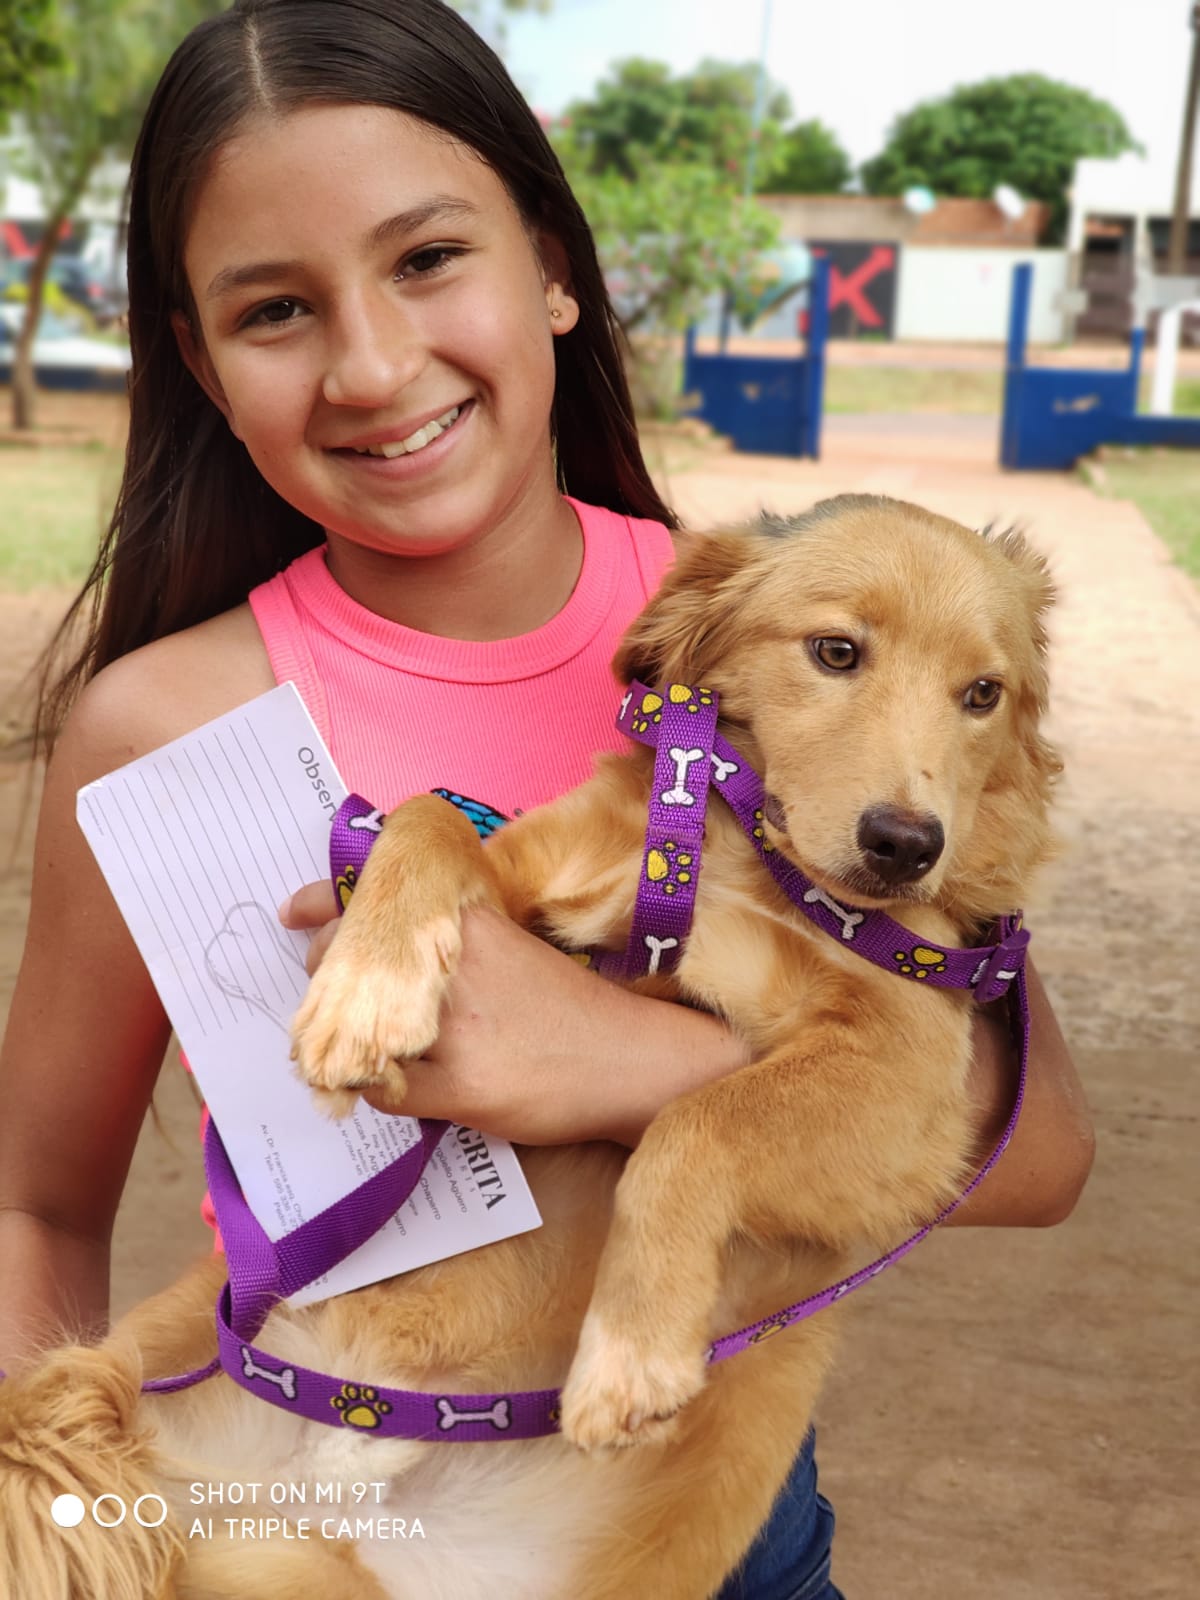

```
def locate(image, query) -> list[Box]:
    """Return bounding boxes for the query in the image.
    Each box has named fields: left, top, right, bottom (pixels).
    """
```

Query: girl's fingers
left=279, top=880, right=339, bottom=929
left=303, top=920, right=340, bottom=977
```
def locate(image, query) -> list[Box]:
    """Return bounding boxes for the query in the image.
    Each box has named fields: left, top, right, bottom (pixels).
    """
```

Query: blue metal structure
left=682, top=255, right=830, bottom=459
left=1001, top=262, right=1200, bottom=469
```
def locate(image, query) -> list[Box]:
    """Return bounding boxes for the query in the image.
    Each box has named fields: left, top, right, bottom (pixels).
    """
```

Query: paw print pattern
left=893, top=945, right=948, bottom=979
left=666, top=683, right=714, bottom=714
left=750, top=807, right=776, bottom=855
left=749, top=1313, right=793, bottom=1344
left=334, top=863, right=359, bottom=911
left=630, top=691, right=664, bottom=734
left=331, top=1384, right=394, bottom=1430
left=646, top=840, right=695, bottom=896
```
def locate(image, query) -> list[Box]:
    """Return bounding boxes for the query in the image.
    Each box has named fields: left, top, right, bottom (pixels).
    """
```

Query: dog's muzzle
left=856, top=805, right=944, bottom=886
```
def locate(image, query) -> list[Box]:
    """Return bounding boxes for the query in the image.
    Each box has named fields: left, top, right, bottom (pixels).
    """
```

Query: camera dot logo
left=50, top=1494, right=86, bottom=1529
left=49, top=1491, right=169, bottom=1530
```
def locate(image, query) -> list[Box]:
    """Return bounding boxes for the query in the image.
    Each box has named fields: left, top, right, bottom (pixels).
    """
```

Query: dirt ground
left=1, top=411, right=1196, bottom=1597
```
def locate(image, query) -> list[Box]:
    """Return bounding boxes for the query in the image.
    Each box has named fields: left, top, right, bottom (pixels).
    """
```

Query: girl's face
left=176, top=104, right=579, bottom=567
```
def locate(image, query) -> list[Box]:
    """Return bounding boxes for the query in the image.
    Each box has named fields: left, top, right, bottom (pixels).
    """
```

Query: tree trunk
left=11, top=208, right=71, bottom=432
left=1167, top=8, right=1200, bottom=276
left=10, top=147, right=102, bottom=432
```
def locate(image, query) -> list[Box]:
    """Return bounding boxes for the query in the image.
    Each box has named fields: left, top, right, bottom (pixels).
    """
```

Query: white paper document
left=77, top=683, right=541, bottom=1305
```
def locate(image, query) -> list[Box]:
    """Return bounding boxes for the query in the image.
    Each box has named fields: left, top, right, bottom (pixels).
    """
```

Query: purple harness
left=142, top=684, right=1030, bottom=1442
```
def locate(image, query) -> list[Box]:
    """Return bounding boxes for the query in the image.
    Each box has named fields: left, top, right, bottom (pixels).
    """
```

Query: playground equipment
left=682, top=254, right=830, bottom=458
left=1001, top=262, right=1200, bottom=469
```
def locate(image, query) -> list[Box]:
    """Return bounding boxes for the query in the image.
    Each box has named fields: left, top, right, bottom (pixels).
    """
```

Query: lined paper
left=78, top=684, right=540, bottom=1305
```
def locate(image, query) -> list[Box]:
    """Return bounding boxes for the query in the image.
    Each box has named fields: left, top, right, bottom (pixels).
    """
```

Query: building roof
left=758, top=191, right=1048, bottom=246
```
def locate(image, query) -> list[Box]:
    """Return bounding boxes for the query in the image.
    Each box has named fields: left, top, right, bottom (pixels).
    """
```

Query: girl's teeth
left=356, top=405, right=461, bottom=458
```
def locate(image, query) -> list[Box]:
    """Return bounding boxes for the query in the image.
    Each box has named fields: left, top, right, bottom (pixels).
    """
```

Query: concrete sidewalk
left=652, top=415, right=1197, bottom=1600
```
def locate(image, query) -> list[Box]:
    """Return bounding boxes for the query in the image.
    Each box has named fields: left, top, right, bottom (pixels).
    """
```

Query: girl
left=0, top=2, right=1092, bottom=1594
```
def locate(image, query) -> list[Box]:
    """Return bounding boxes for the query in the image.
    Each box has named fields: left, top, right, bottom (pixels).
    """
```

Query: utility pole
left=743, top=0, right=775, bottom=200
left=1167, top=2, right=1200, bottom=274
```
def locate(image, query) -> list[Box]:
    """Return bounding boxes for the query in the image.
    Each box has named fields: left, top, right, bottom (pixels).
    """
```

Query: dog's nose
left=856, top=806, right=944, bottom=885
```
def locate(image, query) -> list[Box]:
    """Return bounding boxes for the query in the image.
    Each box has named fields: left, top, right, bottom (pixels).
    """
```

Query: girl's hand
left=279, top=889, right=1093, bottom=1220
left=278, top=887, right=747, bottom=1146
left=279, top=880, right=342, bottom=973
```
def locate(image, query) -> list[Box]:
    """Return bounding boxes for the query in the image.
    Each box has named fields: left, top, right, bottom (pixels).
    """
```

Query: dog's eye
left=812, top=638, right=858, bottom=671
left=964, top=679, right=1002, bottom=712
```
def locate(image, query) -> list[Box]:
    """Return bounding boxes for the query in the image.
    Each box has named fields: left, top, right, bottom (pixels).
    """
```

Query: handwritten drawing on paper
left=204, top=900, right=308, bottom=1030
left=76, top=683, right=540, bottom=1305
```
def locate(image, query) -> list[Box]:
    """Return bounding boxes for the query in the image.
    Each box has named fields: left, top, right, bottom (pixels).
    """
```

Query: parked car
left=1, top=254, right=127, bottom=326
left=0, top=304, right=130, bottom=392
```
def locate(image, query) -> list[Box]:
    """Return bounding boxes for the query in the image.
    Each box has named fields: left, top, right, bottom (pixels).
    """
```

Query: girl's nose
left=321, top=296, right=424, bottom=408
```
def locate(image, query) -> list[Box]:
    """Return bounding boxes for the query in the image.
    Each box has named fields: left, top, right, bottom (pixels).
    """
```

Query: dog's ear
left=956, top=527, right=1062, bottom=916
left=986, top=523, right=1056, bottom=703
left=613, top=526, right=762, bottom=687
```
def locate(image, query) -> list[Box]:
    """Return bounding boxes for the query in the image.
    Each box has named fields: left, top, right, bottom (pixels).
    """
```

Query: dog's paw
left=290, top=913, right=463, bottom=1114
left=558, top=1311, right=708, bottom=1452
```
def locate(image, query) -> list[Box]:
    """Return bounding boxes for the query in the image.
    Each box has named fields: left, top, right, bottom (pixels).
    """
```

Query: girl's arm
left=0, top=607, right=275, bottom=1373
left=945, top=958, right=1094, bottom=1227
left=0, top=673, right=173, bottom=1373
left=284, top=896, right=1094, bottom=1227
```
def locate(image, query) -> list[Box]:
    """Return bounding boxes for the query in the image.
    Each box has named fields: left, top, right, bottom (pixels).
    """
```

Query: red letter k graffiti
left=827, top=246, right=895, bottom=327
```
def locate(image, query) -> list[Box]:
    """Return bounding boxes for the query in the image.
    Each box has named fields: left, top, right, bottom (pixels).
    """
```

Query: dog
left=0, top=495, right=1059, bottom=1600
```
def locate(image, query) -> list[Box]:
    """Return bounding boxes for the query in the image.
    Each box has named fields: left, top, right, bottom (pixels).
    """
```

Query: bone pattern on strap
left=612, top=682, right=1031, bottom=1003
left=144, top=686, right=1030, bottom=1441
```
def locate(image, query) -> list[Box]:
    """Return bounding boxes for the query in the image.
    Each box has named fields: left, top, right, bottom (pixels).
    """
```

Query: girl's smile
left=176, top=103, right=581, bottom=634
left=336, top=400, right=470, bottom=461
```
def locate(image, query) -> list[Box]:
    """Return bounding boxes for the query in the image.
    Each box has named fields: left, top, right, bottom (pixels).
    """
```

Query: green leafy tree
left=0, top=0, right=59, bottom=112
left=556, top=127, right=779, bottom=416
left=565, top=56, right=791, bottom=188
left=860, top=74, right=1138, bottom=241
left=7, top=0, right=227, bottom=429
left=765, top=118, right=852, bottom=194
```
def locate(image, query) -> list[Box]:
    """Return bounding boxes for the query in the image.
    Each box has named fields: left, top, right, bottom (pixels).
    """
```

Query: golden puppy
left=0, top=495, right=1059, bottom=1600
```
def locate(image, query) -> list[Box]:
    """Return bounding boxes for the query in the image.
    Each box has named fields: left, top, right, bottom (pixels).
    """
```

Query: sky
left=500, top=0, right=1195, bottom=190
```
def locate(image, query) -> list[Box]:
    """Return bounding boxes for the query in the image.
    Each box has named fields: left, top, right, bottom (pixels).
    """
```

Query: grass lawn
left=823, top=365, right=1003, bottom=414
left=820, top=367, right=1200, bottom=418
left=1088, top=450, right=1200, bottom=581
left=0, top=389, right=128, bottom=590
left=0, top=441, right=122, bottom=590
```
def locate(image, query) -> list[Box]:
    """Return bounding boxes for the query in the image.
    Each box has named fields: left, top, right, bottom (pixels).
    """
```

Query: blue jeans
left=713, top=1431, right=844, bottom=1600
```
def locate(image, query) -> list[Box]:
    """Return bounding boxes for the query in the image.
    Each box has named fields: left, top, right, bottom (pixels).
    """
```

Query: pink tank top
left=199, top=498, right=674, bottom=1240
left=248, top=497, right=676, bottom=812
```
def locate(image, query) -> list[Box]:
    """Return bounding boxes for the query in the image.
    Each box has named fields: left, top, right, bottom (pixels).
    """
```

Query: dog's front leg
left=560, top=1036, right=967, bottom=1451
left=290, top=794, right=503, bottom=1116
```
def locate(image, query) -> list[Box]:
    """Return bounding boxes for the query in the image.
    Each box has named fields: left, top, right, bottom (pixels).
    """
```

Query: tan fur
left=0, top=496, right=1059, bottom=1598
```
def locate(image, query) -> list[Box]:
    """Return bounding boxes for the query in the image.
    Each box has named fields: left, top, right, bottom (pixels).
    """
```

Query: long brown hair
left=38, top=0, right=677, bottom=747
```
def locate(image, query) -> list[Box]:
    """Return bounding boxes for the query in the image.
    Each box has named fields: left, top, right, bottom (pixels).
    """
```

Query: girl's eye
left=811, top=637, right=859, bottom=671
left=397, top=245, right=460, bottom=280
left=964, top=679, right=1003, bottom=712
left=245, top=298, right=305, bottom=328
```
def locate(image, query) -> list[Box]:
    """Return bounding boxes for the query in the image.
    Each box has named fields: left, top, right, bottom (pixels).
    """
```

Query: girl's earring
left=550, top=307, right=562, bottom=320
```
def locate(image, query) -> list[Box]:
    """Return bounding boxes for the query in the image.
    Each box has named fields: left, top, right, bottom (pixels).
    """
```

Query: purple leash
left=140, top=687, right=1030, bottom=1440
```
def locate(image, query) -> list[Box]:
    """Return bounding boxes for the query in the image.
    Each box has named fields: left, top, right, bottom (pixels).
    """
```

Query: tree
left=565, top=57, right=791, bottom=188
left=860, top=74, right=1139, bottom=241
left=765, top=119, right=852, bottom=195
left=7, top=0, right=227, bottom=429
left=0, top=0, right=59, bottom=114
left=555, top=127, right=779, bottom=415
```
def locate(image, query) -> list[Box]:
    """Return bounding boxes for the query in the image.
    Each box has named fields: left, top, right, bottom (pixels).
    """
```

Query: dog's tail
left=0, top=1337, right=184, bottom=1600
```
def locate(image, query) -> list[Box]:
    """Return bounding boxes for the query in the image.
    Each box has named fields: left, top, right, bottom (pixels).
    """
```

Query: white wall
left=895, top=248, right=1068, bottom=343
